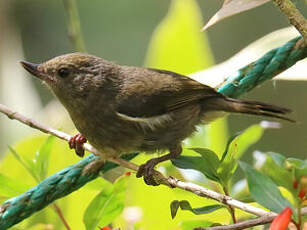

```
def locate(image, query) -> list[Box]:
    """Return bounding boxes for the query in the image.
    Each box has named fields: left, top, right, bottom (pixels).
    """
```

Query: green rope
left=0, top=36, right=306, bottom=230
left=218, top=36, right=306, bottom=97
left=0, top=153, right=138, bottom=230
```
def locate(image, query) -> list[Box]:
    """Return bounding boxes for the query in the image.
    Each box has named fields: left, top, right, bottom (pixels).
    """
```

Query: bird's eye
left=57, top=68, right=70, bottom=78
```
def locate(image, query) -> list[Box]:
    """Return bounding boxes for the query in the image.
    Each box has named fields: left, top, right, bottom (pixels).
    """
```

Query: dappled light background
left=0, top=0, right=306, bottom=229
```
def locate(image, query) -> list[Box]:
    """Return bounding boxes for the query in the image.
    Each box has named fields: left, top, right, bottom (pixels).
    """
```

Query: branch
left=0, top=104, right=138, bottom=172
left=167, top=177, right=271, bottom=217
left=62, top=0, right=87, bottom=52
left=196, top=207, right=307, bottom=230
left=273, top=0, right=307, bottom=43
left=195, top=215, right=275, bottom=230
left=0, top=103, right=273, bottom=218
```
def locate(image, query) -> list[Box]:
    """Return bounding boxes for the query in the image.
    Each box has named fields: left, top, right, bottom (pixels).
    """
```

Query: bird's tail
left=206, top=97, right=294, bottom=122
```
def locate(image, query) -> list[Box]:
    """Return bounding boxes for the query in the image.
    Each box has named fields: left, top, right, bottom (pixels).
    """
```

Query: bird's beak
left=20, top=61, right=47, bottom=81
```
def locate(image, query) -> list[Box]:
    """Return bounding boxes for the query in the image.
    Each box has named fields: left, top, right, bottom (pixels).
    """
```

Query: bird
left=20, top=53, right=292, bottom=185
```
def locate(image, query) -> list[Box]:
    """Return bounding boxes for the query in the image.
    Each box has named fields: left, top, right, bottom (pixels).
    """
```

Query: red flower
left=269, top=207, right=293, bottom=230
left=99, top=226, right=112, bottom=230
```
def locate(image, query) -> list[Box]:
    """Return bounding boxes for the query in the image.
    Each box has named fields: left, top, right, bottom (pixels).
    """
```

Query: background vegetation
left=0, top=0, right=306, bottom=229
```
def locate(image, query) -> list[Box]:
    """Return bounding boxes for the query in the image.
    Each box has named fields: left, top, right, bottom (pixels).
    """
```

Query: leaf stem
left=223, top=186, right=236, bottom=223
left=62, top=0, right=87, bottom=52
left=292, top=220, right=300, bottom=230
left=53, top=204, right=71, bottom=230
left=297, top=202, right=302, bottom=230
left=273, top=0, right=307, bottom=43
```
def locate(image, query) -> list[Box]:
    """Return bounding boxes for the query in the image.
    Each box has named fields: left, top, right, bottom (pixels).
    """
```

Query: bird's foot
left=69, top=133, right=87, bottom=157
left=136, top=159, right=160, bottom=186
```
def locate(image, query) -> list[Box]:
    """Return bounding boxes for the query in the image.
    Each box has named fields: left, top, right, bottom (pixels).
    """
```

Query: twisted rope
left=218, top=36, right=306, bottom=97
left=0, top=153, right=137, bottom=230
left=0, top=36, right=306, bottom=229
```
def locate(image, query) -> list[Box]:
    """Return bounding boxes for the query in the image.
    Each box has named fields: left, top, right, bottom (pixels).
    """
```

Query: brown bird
left=20, top=53, right=292, bottom=185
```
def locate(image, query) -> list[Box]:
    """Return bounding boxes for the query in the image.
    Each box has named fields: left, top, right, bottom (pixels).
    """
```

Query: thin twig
left=0, top=103, right=273, bottom=218
left=293, top=220, right=301, bottom=230
left=273, top=0, right=307, bottom=43
left=298, top=201, right=302, bottom=230
left=62, top=0, right=87, bottom=52
left=195, top=215, right=274, bottom=230
left=223, top=187, right=237, bottom=224
left=0, top=104, right=138, bottom=171
left=195, top=207, right=307, bottom=230
left=166, top=177, right=271, bottom=217
left=52, top=204, right=71, bottom=230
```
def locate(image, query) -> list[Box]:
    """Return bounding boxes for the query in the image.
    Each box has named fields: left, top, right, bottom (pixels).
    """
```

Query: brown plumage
left=20, top=53, right=293, bottom=185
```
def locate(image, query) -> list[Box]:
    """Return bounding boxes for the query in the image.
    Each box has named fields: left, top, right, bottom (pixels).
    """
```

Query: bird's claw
left=136, top=159, right=160, bottom=186
left=69, top=133, right=87, bottom=157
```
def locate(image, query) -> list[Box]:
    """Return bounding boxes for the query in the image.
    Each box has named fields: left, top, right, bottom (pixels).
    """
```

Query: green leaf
left=0, top=173, right=30, bottom=197
left=287, top=158, right=304, bottom=165
left=170, top=200, right=223, bottom=219
left=218, top=124, right=264, bottom=186
left=261, top=152, right=293, bottom=192
left=145, top=0, right=213, bottom=74
left=282, top=157, right=307, bottom=183
left=83, top=174, right=129, bottom=230
left=180, top=220, right=213, bottom=230
left=226, top=124, right=264, bottom=161
left=286, top=158, right=307, bottom=179
left=34, top=136, right=55, bottom=180
left=240, top=161, right=293, bottom=213
left=8, top=146, right=39, bottom=182
left=220, top=132, right=241, bottom=163
left=269, top=152, right=286, bottom=167
left=171, top=155, right=220, bottom=182
left=190, top=148, right=220, bottom=169
left=285, top=158, right=304, bottom=169
left=179, top=201, right=224, bottom=215
left=191, top=148, right=220, bottom=181
left=170, top=200, right=180, bottom=219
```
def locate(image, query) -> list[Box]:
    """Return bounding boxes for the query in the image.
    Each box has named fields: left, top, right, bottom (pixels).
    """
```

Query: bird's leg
left=136, top=145, right=182, bottom=186
left=69, top=133, right=87, bottom=157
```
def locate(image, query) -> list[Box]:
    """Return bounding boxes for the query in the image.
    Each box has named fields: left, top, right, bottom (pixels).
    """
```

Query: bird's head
left=20, top=53, right=118, bottom=109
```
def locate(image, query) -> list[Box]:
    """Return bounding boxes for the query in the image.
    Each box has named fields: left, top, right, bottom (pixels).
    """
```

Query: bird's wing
left=115, top=68, right=222, bottom=119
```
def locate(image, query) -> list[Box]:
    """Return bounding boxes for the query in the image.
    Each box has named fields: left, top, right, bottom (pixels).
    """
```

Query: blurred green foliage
left=84, top=174, right=129, bottom=230
left=0, top=0, right=306, bottom=229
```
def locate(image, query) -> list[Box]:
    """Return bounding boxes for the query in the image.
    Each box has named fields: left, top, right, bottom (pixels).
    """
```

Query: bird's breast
left=69, top=107, right=143, bottom=156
